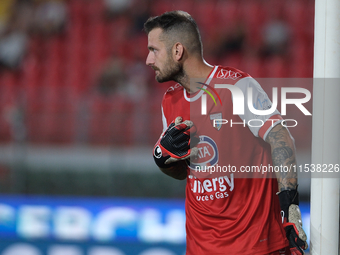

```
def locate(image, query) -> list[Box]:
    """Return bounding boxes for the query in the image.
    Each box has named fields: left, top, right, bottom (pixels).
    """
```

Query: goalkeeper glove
left=153, top=117, right=198, bottom=168
left=278, top=189, right=308, bottom=255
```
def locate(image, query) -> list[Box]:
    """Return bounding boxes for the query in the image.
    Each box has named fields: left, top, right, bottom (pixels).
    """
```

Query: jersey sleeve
left=161, top=90, right=171, bottom=133
left=161, top=105, right=168, bottom=133
left=235, top=77, right=283, bottom=140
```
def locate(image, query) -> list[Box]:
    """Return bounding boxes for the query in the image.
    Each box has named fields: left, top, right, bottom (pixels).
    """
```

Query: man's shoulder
left=214, top=65, right=251, bottom=84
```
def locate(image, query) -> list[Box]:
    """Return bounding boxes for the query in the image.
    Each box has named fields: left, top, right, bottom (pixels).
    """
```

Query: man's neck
left=179, top=58, right=214, bottom=93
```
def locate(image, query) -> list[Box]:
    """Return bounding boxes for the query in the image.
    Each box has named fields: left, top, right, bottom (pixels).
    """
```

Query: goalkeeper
left=146, top=10, right=308, bottom=255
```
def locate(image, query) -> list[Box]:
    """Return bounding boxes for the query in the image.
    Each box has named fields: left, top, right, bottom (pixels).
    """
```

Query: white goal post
left=311, top=0, right=340, bottom=254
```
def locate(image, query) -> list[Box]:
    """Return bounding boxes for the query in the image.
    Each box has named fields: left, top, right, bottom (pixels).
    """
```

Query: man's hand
left=278, top=189, right=308, bottom=255
left=153, top=116, right=198, bottom=168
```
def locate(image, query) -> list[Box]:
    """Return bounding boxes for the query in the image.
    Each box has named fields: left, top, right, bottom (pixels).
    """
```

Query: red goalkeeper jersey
left=160, top=66, right=289, bottom=255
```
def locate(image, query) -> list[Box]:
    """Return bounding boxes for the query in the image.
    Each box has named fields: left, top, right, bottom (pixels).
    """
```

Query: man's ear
left=173, top=42, right=184, bottom=61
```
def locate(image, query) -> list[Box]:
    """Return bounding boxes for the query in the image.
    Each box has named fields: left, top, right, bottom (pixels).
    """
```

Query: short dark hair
left=144, top=10, right=203, bottom=56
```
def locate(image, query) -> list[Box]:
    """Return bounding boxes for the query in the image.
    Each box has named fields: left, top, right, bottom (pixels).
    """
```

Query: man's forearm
left=265, top=125, right=298, bottom=192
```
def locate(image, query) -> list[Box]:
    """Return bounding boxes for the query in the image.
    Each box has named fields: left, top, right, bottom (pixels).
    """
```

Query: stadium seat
left=241, top=57, right=264, bottom=78
left=150, top=0, right=172, bottom=16
left=263, top=56, right=288, bottom=78
left=215, top=0, right=239, bottom=25
left=192, top=0, right=217, bottom=31
left=87, top=96, right=134, bottom=145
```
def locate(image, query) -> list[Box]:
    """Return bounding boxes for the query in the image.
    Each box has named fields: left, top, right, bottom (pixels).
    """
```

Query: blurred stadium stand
left=0, top=0, right=313, bottom=199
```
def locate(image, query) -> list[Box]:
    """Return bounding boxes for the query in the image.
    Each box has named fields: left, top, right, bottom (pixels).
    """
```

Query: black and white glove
left=153, top=117, right=198, bottom=168
left=278, top=189, right=308, bottom=255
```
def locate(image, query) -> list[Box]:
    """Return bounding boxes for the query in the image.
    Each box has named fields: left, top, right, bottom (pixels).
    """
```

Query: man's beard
left=155, top=56, right=184, bottom=83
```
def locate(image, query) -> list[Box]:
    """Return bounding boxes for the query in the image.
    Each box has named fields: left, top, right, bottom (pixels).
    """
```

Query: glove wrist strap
left=278, top=188, right=299, bottom=222
left=153, top=145, right=175, bottom=169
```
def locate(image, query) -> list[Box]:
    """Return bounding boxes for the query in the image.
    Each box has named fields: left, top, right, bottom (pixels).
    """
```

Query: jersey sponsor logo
left=189, top=135, right=218, bottom=170
left=154, top=146, right=162, bottom=158
left=189, top=174, right=234, bottom=194
left=188, top=174, right=234, bottom=202
left=216, top=69, right=242, bottom=80
left=210, top=112, right=222, bottom=130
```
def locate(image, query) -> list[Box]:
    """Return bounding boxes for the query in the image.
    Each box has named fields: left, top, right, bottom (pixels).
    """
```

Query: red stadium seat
left=87, top=95, right=135, bottom=145
left=241, top=56, right=264, bottom=78
left=172, top=0, right=194, bottom=13
left=0, top=71, right=16, bottom=142
left=219, top=53, right=242, bottom=70
left=215, top=0, right=239, bottom=25
left=192, top=0, right=217, bottom=31
left=150, top=0, right=172, bottom=16
left=263, top=56, right=287, bottom=78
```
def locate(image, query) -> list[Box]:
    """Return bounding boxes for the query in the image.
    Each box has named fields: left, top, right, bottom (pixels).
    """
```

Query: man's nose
left=146, top=52, right=154, bottom=66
